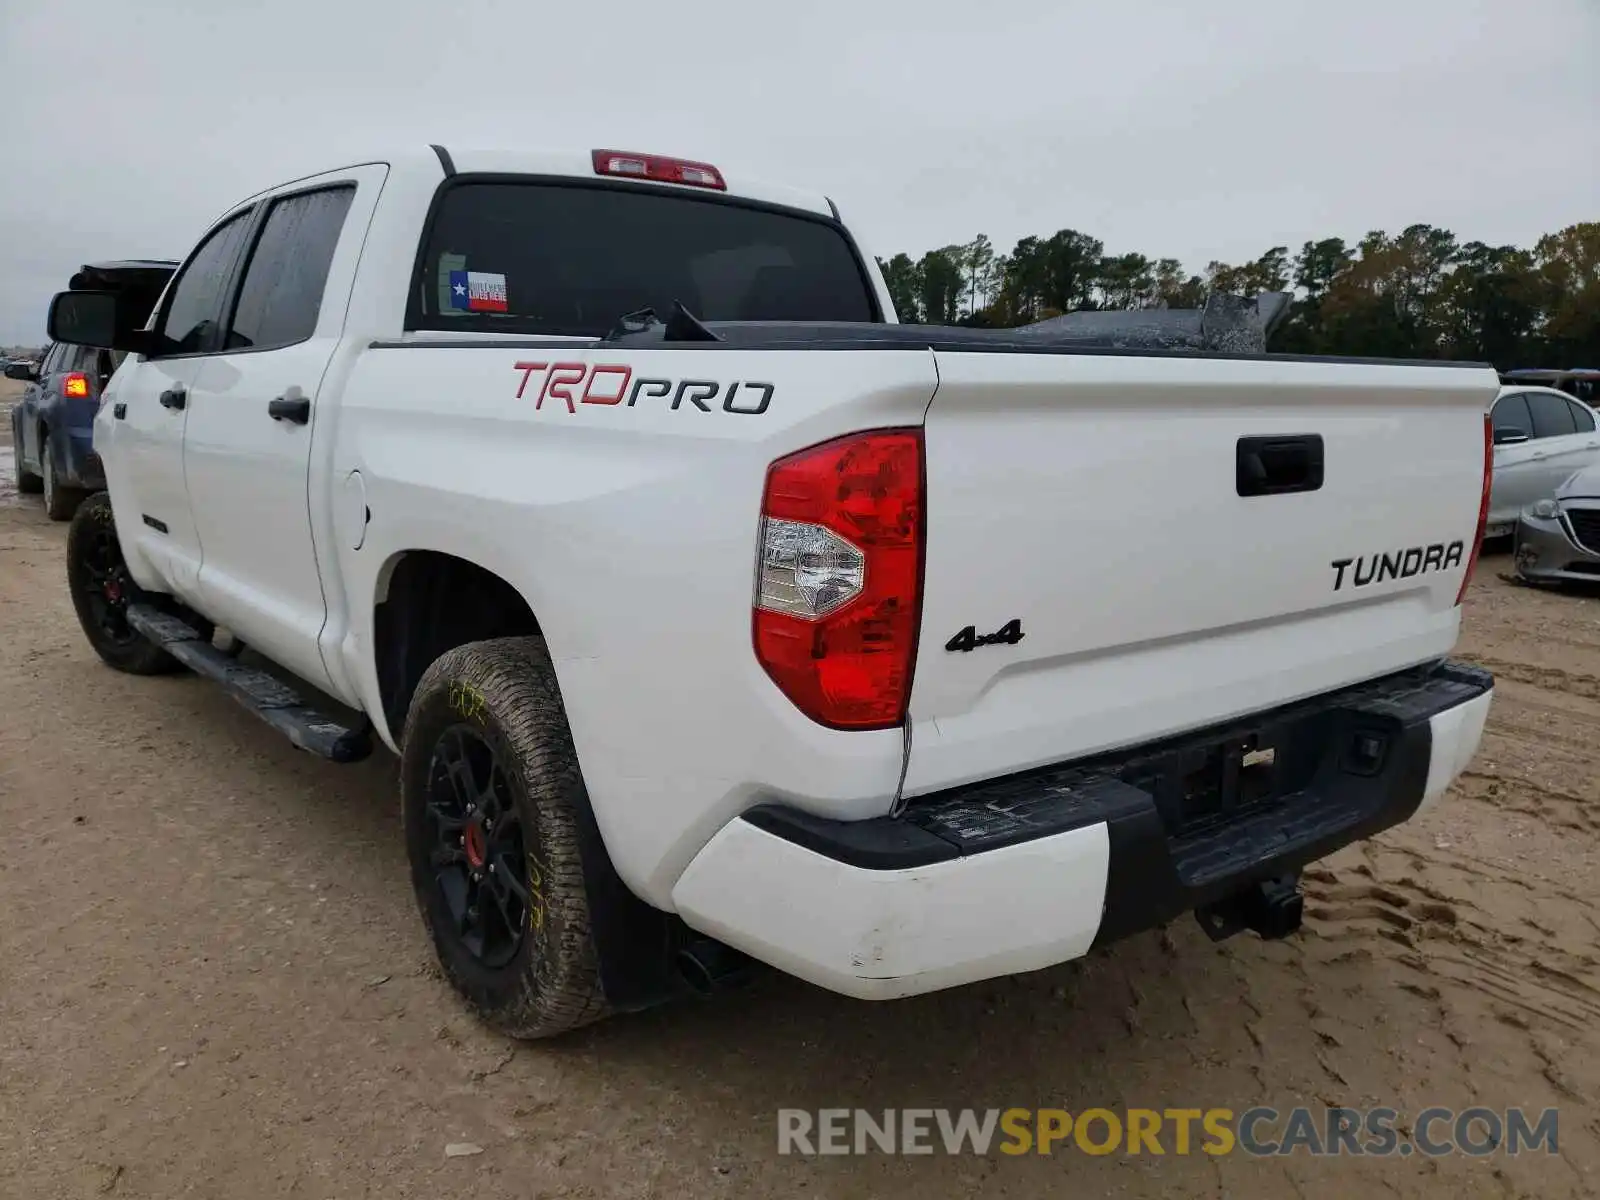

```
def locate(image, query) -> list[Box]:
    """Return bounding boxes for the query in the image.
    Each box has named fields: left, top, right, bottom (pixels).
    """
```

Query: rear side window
left=226, top=186, right=356, bottom=351
left=90, top=347, right=123, bottom=383
left=1527, top=391, right=1577, bottom=438
left=412, top=181, right=878, bottom=336
left=157, top=210, right=255, bottom=356
left=1492, top=393, right=1533, bottom=439
left=1569, top=400, right=1596, bottom=434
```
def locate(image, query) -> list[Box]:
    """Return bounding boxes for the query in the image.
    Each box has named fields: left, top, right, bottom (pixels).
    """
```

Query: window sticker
left=436, top=253, right=468, bottom=314
left=449, top=270, right=509, bottom=313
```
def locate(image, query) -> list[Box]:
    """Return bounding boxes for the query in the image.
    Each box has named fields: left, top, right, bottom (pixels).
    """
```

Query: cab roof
left=237, top=144, right=838, bottom=221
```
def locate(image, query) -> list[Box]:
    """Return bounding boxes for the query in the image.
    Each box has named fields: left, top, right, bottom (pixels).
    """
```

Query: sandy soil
left=2, top=377, right=1597, bottom=1198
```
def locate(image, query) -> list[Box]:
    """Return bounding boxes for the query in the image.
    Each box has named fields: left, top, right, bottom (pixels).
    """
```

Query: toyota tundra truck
left=45, top=145, right=1497, bottom=1039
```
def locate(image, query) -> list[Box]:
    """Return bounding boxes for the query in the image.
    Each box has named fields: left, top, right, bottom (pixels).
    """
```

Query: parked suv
left=8, top=260, right=175, bottom=519
left=7, top=342, right=124, bottom=519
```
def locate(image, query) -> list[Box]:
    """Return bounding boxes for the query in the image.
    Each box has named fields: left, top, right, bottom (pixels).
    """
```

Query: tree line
left=875, top=222, right=1600, bottom=368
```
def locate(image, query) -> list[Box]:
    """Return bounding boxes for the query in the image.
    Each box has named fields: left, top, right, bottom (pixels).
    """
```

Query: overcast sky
left=2, top=0, right=1596, bottom=344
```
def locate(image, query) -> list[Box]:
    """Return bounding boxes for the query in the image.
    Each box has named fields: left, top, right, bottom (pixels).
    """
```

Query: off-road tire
left=66, top=492, right=182, bottom=675
left=401, top=637, right=611, bottom=1039
left=14, top=433, right=42, bottom=494
left=42, top=435, right=83, bottom=521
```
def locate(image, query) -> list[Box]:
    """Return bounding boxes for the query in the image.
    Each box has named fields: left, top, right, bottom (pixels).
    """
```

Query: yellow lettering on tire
left=526, top=857, right=546, bottom=932
left=448, top=681, right=488, bottom=722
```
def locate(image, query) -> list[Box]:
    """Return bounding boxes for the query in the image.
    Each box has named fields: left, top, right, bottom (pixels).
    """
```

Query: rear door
left=1567, top=397, right=1600, bottom=470
left=181, top=167, right=381, bottom=693
left=1524, top=388, right=1592, bottom=495
left=903, top=350, right=1497, bottom=795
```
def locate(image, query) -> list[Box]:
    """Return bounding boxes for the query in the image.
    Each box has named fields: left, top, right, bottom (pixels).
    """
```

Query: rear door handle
left=268, top=395, right=311, bottom=425
left=112, top=402, right=127, bottom=420
left=158, top=386, right=186, bottom=411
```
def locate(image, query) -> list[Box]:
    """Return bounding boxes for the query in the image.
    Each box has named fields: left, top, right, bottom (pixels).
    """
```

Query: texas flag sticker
left=449, top=270, right=509, bottom=313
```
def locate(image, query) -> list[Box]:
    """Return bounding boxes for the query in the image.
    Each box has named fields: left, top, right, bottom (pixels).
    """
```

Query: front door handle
left=158, top=386, right=186, bottom=411
left=268, top=395, right=311, bottom=425
left=112, top=402, right=127, bottom=420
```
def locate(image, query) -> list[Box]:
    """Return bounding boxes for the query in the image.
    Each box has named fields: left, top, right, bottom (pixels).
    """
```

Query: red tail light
left=591, top=149, right=726, bottom=191
left=753, top=429, right=925, bottom=730
left=62, top=372, right=89, bottom=398
left=1456, top=413, right=1493, bottom=606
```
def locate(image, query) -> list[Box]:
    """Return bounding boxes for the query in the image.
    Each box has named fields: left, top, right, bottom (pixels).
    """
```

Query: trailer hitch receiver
left=1194, top=873, right=1305, bottom=942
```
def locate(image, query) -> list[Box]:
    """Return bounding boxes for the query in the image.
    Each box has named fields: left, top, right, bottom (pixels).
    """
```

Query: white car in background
left=1486, top=386, right=1600, bottom=539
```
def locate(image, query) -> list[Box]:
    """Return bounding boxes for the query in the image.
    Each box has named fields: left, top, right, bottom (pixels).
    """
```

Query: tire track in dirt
left=1454, top=768, right=1599, bottom=833
left=1458, top=654, right=1600, bottom=701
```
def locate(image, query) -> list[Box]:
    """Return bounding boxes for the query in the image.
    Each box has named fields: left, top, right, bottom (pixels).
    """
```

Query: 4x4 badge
left=945, top=619, right=1025, bottom=653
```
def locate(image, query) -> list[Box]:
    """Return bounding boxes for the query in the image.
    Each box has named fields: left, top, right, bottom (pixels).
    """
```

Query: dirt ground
left=2, top=377, right=1597, bottom=1198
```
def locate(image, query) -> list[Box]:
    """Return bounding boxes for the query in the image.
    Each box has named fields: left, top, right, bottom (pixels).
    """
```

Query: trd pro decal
left=513, top=361, right=772, bottom=415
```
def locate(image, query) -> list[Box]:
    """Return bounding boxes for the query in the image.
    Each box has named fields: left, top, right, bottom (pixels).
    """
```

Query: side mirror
left=46, top=290, right=152, bottom=355
left=3, top=361, right=36, bottom=381
left=1493, top=426, right=1530, bottom=446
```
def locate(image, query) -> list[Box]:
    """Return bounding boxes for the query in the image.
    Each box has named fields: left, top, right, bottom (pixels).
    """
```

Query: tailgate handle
left=1236, top=434, right=1324, bottom=497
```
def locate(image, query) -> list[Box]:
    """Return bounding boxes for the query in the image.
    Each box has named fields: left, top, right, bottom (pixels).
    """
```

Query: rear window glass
left=412, top=182, right=877, bottom=336
left=1527, top=390, right=1577, bottom=438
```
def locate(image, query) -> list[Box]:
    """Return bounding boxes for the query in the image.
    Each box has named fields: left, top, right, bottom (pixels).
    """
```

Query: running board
left=126, top=604, right=373, bottom=763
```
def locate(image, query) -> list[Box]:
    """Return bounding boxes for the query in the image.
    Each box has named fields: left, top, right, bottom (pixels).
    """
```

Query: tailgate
left=902, top=350, right=1498, bottom=796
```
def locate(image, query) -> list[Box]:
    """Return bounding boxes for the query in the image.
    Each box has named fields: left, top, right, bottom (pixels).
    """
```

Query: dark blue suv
left=8, top=342, right=124, bottom=519
left=7, top=259, right=176, bottom=519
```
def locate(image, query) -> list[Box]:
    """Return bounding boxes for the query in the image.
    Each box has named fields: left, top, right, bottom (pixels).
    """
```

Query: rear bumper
left=60, top=428, right=105, bottom=490
left=671, top=660, right=1493, bottom=1000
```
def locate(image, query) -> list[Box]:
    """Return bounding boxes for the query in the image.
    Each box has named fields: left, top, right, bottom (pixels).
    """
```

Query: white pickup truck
left=46, top=145, right=1497, bottom=1039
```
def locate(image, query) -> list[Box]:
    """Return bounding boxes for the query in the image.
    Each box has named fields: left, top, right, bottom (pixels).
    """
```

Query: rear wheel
left=14, top=430, right=42, bottom=494
left=65, top=492, right=181, bottom=674
left=401, top=637, right=610, bottom=1039
left=42, top=435, right=83, bottom=521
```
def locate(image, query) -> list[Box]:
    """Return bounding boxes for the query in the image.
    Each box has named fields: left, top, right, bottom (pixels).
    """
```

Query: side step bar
left=127, top=604, right=373, bottom=763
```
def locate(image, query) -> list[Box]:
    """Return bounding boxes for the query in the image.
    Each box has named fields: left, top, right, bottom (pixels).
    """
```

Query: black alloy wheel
left=76, top=507, right=140, bottom=649
left=65, top=491, right=182, bottom=674
left=425, top=725, right=535, bottom=969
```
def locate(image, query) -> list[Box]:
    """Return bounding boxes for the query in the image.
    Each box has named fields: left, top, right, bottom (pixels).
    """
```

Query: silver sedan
left=1513, top=461, right=1600, bottom=585
left=1486, top=386, right=1600, bottom=540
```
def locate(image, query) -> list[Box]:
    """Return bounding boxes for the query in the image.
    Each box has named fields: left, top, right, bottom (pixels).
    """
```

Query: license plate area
left=1124, top=723, right=1297, bottom=839
left=1177, top=736, right=1278, bottom=834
